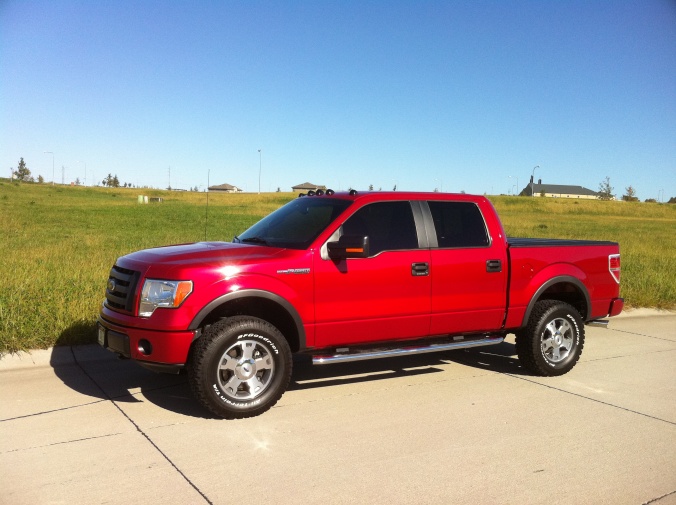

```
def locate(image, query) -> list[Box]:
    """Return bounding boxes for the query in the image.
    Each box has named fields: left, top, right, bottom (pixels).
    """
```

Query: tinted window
left=428, top=201, right=489, bottom=248
left=238, top=197, right=352, bottom=249
left=342, top=201, right=418, bottom=256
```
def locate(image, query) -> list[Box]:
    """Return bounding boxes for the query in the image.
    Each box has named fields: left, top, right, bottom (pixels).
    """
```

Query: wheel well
left=534, top=281, right=588, bottom=320
left=196, top=296, right=302, bottom=352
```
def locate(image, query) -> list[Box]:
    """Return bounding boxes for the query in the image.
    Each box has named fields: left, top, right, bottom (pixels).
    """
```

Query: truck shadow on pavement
left=51, top=325, right=525, bottom=419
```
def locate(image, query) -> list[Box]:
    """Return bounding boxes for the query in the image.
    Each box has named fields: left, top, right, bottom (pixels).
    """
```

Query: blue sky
left=1, top=1, right=674, bottom=200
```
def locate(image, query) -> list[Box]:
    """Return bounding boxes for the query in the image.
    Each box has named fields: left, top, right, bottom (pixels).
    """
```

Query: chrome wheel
left=540, top=317, right=574, bottom=363
left=216, top=339, right=276, bottom=401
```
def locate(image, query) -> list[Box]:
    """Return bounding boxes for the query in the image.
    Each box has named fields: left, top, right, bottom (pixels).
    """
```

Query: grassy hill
left=1, top=180, right=674, bottom=353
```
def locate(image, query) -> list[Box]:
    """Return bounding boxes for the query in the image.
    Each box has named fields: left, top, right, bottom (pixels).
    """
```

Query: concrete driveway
left=1, top=310, right=674, bottom=505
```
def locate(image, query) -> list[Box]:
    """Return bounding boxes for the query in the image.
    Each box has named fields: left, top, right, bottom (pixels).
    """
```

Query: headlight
left=139, top=279, right=193, bottom=317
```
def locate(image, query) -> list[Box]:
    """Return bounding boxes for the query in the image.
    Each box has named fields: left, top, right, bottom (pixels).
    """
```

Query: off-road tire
left=188, top=316, right=292, bottom=419
left=515, top=300, right=585, bottom=376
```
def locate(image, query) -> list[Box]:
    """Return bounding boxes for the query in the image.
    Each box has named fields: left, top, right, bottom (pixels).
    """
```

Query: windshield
left=235, top=197, right=352, bottom=249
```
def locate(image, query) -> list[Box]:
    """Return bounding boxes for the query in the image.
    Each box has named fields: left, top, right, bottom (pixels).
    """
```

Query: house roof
left=526, top=183, right=598, bottom=197
left=208, top=183, right=241, bottom=191
left=292, top=182, right=326, bottom=190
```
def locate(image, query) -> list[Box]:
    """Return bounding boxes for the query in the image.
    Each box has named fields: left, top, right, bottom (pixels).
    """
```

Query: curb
left=614, top=307, right=676, bottom=318
left=0, top=344, right=112, bottom=372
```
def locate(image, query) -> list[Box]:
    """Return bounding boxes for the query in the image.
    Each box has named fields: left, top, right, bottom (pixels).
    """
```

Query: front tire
left=515, top=300, right=585, bottom=376
left=188, top=316, right=292, bottom=419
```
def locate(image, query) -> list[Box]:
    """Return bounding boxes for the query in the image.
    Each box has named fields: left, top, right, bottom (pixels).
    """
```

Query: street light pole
left=78, top=161, right=87, bottom=186
left=258, top=149, right=262, bottom=194
left=509, top=176, right=519, bottom=196
left=44, top=151, right=54, bottom=185
left=532, top=165, right=539, bottom=197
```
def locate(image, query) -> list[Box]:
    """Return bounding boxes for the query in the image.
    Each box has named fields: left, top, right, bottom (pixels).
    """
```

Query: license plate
left=98, top=325, right=106, bottom=346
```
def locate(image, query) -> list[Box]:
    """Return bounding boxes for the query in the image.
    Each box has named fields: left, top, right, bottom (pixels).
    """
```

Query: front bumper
left=97, top=315, right=196, bottom=372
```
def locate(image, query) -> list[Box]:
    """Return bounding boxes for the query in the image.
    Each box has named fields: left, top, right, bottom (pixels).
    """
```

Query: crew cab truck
left=98, top=191, right=624, bottom=419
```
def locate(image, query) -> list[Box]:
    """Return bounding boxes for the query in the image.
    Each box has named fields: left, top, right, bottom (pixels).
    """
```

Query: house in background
left=208, top=183, right=243, bottom=193
left=292, top=182, right=327, bottom=193
left=523, top=177, right=600, bottom=199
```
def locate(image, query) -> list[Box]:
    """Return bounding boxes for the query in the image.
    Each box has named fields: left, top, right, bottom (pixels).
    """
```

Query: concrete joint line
left=2, top=432, right=122, bottom=455
left=69, top=348, right=214, bottom=505
left=642, top=490, right=676, bottom=505
left=506, top=374, right=676, bottom=427
left=0, top=399, right=107, bottom=422
left=611, top=328, right=676, bottom=343
left=585, top=348, right=676, bottom=363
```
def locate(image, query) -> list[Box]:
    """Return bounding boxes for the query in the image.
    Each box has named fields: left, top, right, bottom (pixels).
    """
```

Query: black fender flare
left=521, top=275, right=591, bottom=327
left=188, top=289, right=307, bottom=350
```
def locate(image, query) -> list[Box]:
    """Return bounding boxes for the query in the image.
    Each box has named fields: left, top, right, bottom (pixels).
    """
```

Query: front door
left=313, top=201, right=431, bottom=347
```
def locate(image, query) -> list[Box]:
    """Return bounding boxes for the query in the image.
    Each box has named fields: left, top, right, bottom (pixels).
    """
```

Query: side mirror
left=327, top=235, right=370, bottom=259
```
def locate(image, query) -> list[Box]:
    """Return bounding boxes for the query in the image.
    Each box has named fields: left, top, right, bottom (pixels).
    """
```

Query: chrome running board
left=312, top=336, right=504, bottom=365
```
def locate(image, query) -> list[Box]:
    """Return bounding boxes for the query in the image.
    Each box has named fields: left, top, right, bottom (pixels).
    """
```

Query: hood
left=118, top=242, right=287, bottom=270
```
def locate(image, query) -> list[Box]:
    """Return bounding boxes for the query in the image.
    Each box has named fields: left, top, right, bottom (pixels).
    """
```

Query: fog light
left=138, top=339, right=153, bottom=356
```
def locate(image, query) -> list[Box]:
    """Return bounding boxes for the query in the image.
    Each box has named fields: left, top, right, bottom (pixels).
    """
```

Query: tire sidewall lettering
left=237, top=332, right=279, bottom=354
left=211, top=383, right=263, bottom=409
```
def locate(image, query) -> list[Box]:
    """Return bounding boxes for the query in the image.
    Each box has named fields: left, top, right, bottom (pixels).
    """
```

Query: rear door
left=313, top=200, right=431, bottom=347
left=426, top=200, right=507, bottom=334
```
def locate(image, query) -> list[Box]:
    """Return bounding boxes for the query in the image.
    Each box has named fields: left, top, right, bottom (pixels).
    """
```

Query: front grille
left=105, top=265, right=140, bottom=313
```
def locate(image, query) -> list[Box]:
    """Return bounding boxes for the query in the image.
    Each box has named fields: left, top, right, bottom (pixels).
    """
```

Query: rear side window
left=342, top=201, right=418, bottom=256
left=428, top=201, right=489, bottom=248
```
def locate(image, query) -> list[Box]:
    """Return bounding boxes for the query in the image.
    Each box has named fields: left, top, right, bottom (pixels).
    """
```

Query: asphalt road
left=1, top=310, right=675, bottom=505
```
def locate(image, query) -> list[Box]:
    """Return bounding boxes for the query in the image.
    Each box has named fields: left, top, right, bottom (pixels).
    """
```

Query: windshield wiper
left=241, top=237, right=269, bottom=246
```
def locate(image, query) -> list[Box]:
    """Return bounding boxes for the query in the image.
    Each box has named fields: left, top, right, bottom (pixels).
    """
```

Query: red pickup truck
left=98, top=191, right=623, bottom=418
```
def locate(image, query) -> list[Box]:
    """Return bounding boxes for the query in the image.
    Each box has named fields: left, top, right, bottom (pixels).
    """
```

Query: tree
left=38, top=175, right=44, bottom=184
left=102, top=173, right=120, bottom=187
left=622, top=186, right=638, bottom=202
left=75, top=177, right=81, bottom=186
left=598, top=177, right=614, bottom=200
left=13, top=157, right=33, bottom=182
left=369, top=184, right=374, bottom=191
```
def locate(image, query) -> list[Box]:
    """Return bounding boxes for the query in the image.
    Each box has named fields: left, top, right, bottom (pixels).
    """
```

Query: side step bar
left=586, top=319, right=609, bottom=328
left=312, top=336, right=504, bottom=365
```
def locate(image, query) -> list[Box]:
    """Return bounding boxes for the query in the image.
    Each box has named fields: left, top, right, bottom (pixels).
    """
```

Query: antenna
left=204, top=170, right=210, bottom=241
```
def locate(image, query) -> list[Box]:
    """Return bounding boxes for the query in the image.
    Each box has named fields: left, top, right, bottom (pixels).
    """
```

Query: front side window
left=237, top=197, right=352, bottom=249
left=341, top=201, right=418, bottom=256
left=427, top=201, right=489, bottom=248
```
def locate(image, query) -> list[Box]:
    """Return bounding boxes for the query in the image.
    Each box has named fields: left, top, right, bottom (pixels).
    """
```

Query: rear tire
left=188, top=316, right=292, bottom=419
left=515, top=300, right=585, bottom=376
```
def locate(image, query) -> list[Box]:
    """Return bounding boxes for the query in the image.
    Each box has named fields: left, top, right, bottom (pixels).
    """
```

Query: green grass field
left=1, top=181, right=674, bottom=354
